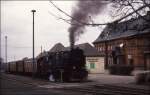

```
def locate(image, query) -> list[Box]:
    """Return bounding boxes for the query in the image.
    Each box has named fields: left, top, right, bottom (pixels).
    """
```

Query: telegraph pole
left=5, top=36, right=7, bottom=64
left=31, top=10, right=36, bottom=78
left=0, top=26, right=1, bottom=71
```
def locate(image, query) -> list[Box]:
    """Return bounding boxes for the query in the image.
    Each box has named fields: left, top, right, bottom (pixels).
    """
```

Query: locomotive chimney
left=70, top=39, right=74, bottom=50
left=69, top=28, right=75, bottom=50
left=70, top=43, right=74, bottom=50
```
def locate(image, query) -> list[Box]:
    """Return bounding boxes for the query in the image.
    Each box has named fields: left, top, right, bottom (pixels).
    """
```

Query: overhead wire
left=48, top=11, right=86, bottom=26
left=49, top=0, right=85, bottom=25
left=48, top=11, right=77, bottom=25
left=49, top=0, right=149, bottom=26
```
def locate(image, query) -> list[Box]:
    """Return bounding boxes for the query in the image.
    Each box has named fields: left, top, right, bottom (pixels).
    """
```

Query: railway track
left=0, top=73, right=51, bottom=86
left=1, top=73, right=84, bottom=95
left=94, top=84, right=150, bottom=95
left=56, top=84, right=150, bottom=95
left=1, top=73, right=150, bottom=95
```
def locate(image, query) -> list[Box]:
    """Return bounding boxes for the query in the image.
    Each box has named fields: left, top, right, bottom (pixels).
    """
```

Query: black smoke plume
left=69, top=0, right=107, bottom=49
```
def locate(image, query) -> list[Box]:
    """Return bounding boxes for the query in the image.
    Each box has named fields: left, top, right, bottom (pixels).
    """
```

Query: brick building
left=93, top=12, right=150, bottom=70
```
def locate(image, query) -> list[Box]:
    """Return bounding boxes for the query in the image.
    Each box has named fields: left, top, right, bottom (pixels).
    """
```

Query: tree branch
left=49, top=0, right=149, bottom=26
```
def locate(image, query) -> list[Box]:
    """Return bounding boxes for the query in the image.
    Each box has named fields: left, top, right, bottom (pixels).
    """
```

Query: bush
left=145, top=72, right=150, bottom=83
left=109, top=64, right=134, bottom=75
left=135, top=71, right=150, bottom=84
left=135, top=72, right=146, bottom=84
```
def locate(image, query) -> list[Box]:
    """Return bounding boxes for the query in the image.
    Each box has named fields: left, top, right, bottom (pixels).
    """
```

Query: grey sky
left=1, top=1, right=112, bottom=61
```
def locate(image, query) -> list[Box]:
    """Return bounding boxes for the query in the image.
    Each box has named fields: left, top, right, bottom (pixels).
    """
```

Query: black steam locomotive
left=4, top=48, right=88, bottom=82
left=37, top=48, right=88, bottom=82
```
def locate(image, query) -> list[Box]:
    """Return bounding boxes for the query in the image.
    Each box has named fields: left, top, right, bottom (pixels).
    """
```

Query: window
left=90, top=63, right=95, bottom=69
left=99, top=47, right=102, bottom=51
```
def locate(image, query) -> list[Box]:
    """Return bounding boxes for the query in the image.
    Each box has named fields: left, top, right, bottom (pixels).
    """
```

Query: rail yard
left=1, top=72, right=149, bottom=95
left=1, top=1, right=150, bottom=95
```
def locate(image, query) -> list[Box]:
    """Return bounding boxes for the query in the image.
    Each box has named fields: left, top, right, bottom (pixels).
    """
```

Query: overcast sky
left=1, top=1, right=112, bottom=62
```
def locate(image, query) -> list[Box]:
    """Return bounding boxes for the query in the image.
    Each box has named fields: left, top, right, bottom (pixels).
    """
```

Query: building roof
left=49, top=43, right=65, bottom=52
left=49, top=43, right=102, bottom=57
left=65, top=43, right=102, bottom=57
left=36, top=51, right=48, bottom=58
left=79, top=43, right=103, bottom=56
left=37, top=43, right=65, bottom=58
left=93, top=12, right=150, bottom=43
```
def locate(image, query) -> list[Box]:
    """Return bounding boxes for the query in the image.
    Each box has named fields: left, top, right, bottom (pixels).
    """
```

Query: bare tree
left=110, top=0, right=150, bottom=21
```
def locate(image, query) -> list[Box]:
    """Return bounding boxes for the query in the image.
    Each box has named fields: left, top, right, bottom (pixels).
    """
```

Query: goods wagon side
left=24, top=58, right=37, bottom=76
left=16, top=60, right=24, bottom=74
left=5, top=62, right=10, bottom=73
left=9, top=61, right=17, bottom=73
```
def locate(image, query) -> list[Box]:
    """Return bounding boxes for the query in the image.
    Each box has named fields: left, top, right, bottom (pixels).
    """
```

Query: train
left=4, top=48, right=88, bottom=82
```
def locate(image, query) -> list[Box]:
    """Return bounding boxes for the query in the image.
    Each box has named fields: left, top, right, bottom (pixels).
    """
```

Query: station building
left=49, top=43, right=105, bottom=74
left=93, top=12, right=150, bottom=70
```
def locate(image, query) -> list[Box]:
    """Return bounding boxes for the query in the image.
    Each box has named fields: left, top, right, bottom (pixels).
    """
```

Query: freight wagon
left=6, top=59, right=35, bottom=76
left=9, top=61, right=17, bottom=74
left=23, top=58, right=36, bottom=76
left=16, top=60, right=24, bottom=74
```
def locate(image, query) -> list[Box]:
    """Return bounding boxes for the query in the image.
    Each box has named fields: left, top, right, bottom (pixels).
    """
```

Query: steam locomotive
left=4, top=48, right=88, bottom=82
